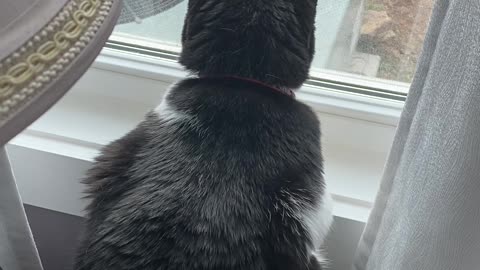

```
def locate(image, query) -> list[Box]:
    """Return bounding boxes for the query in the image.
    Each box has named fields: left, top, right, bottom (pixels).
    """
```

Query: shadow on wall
left=25, top=205, right=365, bottom=270
left=25, top=205, right=85, bottom=270
left=324, top=217, right=365, bottom=270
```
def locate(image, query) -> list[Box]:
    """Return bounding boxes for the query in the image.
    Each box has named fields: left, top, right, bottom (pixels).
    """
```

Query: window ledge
left=93, top=47, right=404, bottom=126
left=10, top=48, right=402, bottom=223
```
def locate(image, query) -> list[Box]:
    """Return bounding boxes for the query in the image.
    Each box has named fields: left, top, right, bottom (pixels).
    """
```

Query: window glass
left=113, top=0, right=434, bottom=84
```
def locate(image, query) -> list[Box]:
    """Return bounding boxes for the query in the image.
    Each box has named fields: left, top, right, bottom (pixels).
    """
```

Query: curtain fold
left=353, top=0, right=480, bottom=269
left=0, top=147, right=43, bottom=270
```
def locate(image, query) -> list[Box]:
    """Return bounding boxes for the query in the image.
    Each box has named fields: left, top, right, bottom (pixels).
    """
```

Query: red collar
left=199, top=76, right=296, bottom=98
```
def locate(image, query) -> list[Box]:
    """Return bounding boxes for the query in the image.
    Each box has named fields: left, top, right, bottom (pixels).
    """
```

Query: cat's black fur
left=75, top=0, right=328, bottom=269
left=180, top=0, right=317, bottom=89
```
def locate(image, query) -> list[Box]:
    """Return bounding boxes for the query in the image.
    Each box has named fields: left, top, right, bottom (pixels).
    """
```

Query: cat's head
left=179, top=0, right=318, bottom=89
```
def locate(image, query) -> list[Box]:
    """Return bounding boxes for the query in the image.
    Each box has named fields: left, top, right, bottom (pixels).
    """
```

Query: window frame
left=106, top=35, right=406, bottom=126
left=108, top=34, right=410, bottom=101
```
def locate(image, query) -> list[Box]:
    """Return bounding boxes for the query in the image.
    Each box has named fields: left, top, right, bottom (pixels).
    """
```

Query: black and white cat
left=75, top=0, right=333, bottom=269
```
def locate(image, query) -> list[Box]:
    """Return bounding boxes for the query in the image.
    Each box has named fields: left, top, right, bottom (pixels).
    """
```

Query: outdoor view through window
left=114, top=0, right=434, bottom=87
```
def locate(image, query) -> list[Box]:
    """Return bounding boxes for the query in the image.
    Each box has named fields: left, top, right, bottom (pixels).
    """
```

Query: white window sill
left=9, top=48, right=403, bottom=223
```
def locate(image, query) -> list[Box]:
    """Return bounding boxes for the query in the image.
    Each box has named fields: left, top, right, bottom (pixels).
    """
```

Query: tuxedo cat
left=75, top=0, right=332, bottom=269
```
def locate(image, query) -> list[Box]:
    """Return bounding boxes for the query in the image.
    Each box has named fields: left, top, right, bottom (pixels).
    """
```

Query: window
left=13, top=0, right=427, bottom=228
left=112, top=0, right=434, bottom=100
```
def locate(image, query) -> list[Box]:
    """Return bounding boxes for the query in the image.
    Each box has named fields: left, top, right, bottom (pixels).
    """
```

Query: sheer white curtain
left=0, top=149, right=43, bottom=270
left=118, top=0, right=185, bottom=24
left=353, top=0, right=480, bottom=269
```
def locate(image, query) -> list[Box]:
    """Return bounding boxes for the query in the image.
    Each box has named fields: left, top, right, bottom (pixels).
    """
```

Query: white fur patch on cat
left=302, top=186, right=334, bottom=261
left=154, top=86, right=191, bottom=123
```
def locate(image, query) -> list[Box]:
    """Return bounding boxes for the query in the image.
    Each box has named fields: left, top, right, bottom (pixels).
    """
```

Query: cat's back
left=76, top=78, right=324, bottom=270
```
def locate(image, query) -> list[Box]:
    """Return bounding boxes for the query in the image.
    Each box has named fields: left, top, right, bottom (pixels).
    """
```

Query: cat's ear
left=308, top=29, right=313, bottom=50
left=181, top=15, right=190, bottom=44
left=307, top=27, right=315, bottom=56
left=181, top=0, right=203, bottom=44
left=181, top=1, right=193, bottom=43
